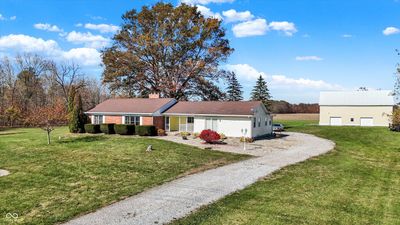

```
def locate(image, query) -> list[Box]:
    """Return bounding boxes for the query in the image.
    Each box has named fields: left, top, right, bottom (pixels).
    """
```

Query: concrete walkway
left=64, top=132, right=335, bottom=225
left=0, top=169, right=9, bottom=177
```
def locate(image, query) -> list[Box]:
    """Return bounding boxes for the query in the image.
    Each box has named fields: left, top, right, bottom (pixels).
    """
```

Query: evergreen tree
left=75, top=93, right=88, bottom=133
left=68, top=86, right=78, bottom=133
left=226, top=72, right=243, bottom=101
left=251, top=75, right=272, bottom=109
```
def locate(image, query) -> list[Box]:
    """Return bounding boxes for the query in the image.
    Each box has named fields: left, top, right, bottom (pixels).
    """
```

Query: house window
left=125, top=116, right=140, bottom=125
left=187, top=117, right=194, bottom=124
left=94, top=115, right=103, bottom=124
left=350, top=118, right=354, bottom=122
left=165, top=117, right=170, bottom=131
left=265, top=118, right=268, bottom=126
left=253, top=118, right=256, bottom=128
left=269, top=120, right=272, bottom=125
left=258, top=118, right=261, bottom=127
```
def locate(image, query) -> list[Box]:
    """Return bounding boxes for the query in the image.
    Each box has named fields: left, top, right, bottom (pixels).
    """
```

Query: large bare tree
left=102, top=2, right=233, bottom=100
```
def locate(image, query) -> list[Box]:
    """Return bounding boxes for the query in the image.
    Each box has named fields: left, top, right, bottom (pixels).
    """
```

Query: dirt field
left=273, top=113, right=319, bottom=121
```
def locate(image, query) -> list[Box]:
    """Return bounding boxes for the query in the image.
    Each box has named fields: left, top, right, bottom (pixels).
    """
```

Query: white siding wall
left=251, top=105, right=273, bottom=137
left=193, top=115, right=271, bottom=138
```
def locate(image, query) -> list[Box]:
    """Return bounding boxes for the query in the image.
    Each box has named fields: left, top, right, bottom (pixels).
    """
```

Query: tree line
left=0, top=54, right=108, bottom=127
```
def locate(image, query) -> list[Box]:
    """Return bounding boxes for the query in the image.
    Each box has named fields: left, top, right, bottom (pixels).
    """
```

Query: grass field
left=172, top=120, right=400, bottom=225
left=0, top=127, right=249, bottom=225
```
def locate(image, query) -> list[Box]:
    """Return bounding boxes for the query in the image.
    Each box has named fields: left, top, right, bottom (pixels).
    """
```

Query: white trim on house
left=163, top=113, right=254, bottom=118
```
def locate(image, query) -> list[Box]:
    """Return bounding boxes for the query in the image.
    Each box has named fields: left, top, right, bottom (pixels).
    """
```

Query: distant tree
left=28, top=99, right=67, bottom=144
left=75, top=93, right=88, bottom=133
left=102, top=2, right=233, bottom=100
left=358, top=87, right=368, bottom=91
left=68, top=87, right=79, bottom=133
left=226, top=71, right=243, bottom=101
left=251, top=75, right=272, bottom=109
left=4, top=106, right=21, bottom=126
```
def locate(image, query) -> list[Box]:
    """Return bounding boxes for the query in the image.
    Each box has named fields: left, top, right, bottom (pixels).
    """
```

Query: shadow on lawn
left=58, top=135, right=106, bottom=144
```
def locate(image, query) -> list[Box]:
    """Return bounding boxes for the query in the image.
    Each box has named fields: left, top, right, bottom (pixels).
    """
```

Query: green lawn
left=172, top=121, right=400, bottom=225
left=0, top=127, right=249, bottom=225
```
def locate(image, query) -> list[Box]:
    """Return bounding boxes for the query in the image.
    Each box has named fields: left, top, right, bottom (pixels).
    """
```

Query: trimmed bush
left=84, top=124, right=101, bottom=134
left=199, top=129, right=221, bottom=144
left=115, top=124, right=135, bottom=135
left=136, top=125, right=157, bottom=136
left=100, top=123, right=115, bottom=134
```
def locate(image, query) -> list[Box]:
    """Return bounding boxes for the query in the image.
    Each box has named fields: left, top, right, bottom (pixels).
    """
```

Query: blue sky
left=0, top=0, right=399, bottom=103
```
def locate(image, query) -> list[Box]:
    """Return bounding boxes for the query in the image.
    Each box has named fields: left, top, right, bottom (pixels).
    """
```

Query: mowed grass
left=0, top=127, right=249, bottom=225
left=172, top=121, right=400, bottom=225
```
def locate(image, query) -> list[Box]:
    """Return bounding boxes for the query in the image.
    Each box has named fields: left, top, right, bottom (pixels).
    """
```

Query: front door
left=205, top=118, right=218, bottom=132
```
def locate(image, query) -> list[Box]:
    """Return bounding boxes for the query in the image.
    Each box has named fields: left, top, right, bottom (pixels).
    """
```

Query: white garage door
left=360, top=117, right=374, bottom=126
left=330, top=117, right=342, bottom=126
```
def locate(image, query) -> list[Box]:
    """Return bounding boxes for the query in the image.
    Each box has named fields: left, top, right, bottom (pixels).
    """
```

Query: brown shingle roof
left=86, top=98, right=175, bottom=114
left=164, top=101, right=264, bottom=116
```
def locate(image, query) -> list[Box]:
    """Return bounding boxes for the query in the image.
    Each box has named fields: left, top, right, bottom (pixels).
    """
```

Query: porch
left=165, top=116, right=194, bottom=132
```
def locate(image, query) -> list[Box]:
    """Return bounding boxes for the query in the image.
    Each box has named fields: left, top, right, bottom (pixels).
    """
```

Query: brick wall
left=105, top=115, right=122, bottom=124
left=141, top=116, right=164, bottom=129
left=141, top=117, right=153, bottom=126
left=153, top=116, right=165, bottom=130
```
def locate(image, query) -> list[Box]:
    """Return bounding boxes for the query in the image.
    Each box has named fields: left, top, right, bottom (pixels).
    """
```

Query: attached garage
left=330, top=117, right=342, bottom=126
left=360, top=117, right=374, bottom=126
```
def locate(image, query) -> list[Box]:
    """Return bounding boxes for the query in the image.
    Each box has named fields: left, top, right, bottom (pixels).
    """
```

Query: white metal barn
left=319, top=90, right=394, bottom=127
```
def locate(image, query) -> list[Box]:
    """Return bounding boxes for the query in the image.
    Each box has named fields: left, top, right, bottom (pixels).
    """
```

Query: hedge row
left=84, top=124, right=157, bottom=136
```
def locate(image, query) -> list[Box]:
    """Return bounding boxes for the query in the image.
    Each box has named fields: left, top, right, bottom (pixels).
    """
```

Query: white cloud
left=342, top=34, right=353, bottom=38
left=84, top=23, right=119, bottom=33
left=65, top=31, right=110, bottom=49
left=34, top=23, right=63, bottom=32
left=222, top=9, right=254, bottom=23
left=10, top=16, right=16, bottom=20
left=61, top=48, right=101, bottom=66
left=196, top=5, right=222, bottom=20
left=0, top=14, right=5, bottom=21
left=181, top=0, right=234, bottom=5
left=226, top=63, right=341, bottom=90
left=232, top=19, right=268, bottom=38
left=225, top=63, right=266, bottom=80
left=0, top=14, right=16, bottom=21
left=0, top=34, right=59, bottom=53
left=270, top=75, right=341, bottom=90
left=383, top=27, right=400, bottom=36
left=268, top=21, right=297, bottom=36
left=295, top=56, right=323, bottom=61
left=0, top=34, right=101, bottom=66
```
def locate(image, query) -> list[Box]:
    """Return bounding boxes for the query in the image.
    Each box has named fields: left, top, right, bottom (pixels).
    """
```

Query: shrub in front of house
left=115, top=124, right=135, bottom=135
left=84, top=124, right=101, bottom=134
left=157, top=128, right=166, bottom=136
left=199, top=129, right=221, bottom=144
left=136, top=125, right=157, bottom=136
left=100, top=124, right=115, bottom=134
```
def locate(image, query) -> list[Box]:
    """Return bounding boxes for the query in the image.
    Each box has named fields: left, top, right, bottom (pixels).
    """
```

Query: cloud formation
left=84, top=23, right=119, bottom=33
left=268, top=21, right=297, bottom=36
left=0, top=34, right=101, bottom=66
left=295, top=56, right=323, bottom=61
left=226, top=63, right=341, bottom=90
left=65, top=31, right=110, bottom=49
left=34, top=23, right=63, bottom=32
left=196, top=5, right=222, bottom=20
left=383, top=27, right=400, bottom=36
left=232, top=19, right=268, bottom=37
left=222, top=9, right=254, bottom=23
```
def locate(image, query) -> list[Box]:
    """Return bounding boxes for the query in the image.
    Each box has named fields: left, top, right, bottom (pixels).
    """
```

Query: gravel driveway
left=64, top=132, right=335, bottom=225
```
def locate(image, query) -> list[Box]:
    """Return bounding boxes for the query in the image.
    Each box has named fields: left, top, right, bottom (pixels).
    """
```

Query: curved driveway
left=64, top=132, right=335, bottom=225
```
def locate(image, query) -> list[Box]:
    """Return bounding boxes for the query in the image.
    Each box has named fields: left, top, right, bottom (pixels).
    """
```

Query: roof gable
left=164, top=101, right=266, bottom=116
left=319, top=90, right=394, bottom=106
left=86, top=98, right=176, bottom=114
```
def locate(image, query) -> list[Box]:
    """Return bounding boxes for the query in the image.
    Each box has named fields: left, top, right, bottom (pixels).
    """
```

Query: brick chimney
left=149, top=93, right=160, bottom=99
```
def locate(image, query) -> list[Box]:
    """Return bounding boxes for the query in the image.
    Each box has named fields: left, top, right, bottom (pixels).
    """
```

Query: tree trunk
left=47, top=130, right=51, bottom=145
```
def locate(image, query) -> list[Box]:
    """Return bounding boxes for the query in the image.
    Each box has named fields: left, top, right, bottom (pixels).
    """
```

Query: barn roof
left=319, top=90, right=395, bottom=106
